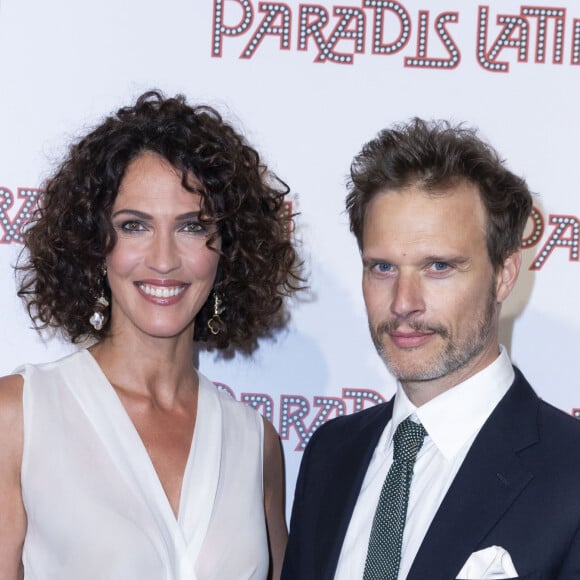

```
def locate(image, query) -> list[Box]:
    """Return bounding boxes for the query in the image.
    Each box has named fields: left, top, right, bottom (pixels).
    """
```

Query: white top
left=18, top=349, right=269, bottom=580
left=335, top=346, right=514, bottom=579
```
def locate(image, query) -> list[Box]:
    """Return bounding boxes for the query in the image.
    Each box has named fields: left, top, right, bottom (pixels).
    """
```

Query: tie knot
left=393, top=418, right=427, bottom=463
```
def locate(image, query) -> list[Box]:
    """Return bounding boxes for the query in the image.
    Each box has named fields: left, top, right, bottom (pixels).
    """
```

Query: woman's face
left=105, top=151, right=220, bottom=342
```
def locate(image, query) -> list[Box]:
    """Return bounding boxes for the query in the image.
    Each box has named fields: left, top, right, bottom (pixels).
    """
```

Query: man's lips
left=387, top=330, right=435, bottom=348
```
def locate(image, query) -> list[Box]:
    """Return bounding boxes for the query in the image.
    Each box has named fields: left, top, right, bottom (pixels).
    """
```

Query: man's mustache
left=375, top=319, right=450, bottom=340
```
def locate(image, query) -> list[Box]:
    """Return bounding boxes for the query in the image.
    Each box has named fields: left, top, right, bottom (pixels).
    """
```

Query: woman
left=0, top=91, right=302, bottom=579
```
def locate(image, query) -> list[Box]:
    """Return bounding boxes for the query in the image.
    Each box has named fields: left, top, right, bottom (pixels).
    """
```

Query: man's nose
left=390, top=273, right=425, bottom=318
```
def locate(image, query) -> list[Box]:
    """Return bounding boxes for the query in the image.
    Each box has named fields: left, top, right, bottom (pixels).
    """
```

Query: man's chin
left=379, top=351, right=448, bottom=383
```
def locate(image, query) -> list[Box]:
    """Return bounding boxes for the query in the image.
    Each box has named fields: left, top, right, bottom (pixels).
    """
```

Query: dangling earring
left=207, top=292, right=225, bottom=335
left=89, top=266, right=110, bottom=331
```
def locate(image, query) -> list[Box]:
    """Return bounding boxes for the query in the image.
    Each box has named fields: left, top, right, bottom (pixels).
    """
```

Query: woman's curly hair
left=17, top=90, right=303, bottom=351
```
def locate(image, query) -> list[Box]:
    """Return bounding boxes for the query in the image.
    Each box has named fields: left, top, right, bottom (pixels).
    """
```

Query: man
left=282, top=119, right=580, bottom=579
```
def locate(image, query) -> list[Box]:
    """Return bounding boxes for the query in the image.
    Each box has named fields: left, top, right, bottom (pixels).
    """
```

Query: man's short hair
left=346, top=118, right=533, bottom=269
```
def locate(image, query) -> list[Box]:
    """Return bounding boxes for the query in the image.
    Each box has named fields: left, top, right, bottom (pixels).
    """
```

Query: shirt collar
left=390, top=346, right=514, bottom=461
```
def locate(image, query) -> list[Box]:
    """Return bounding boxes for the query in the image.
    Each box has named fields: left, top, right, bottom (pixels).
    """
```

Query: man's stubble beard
left=370, top=280, right=498, bottom=384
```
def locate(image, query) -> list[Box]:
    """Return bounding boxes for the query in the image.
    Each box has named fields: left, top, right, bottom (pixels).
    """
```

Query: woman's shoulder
left=0, top=351, right=91, bottom=416
left=11, top=349, right=87, bottom=381
left=0, top=374, right=24, bottom=413
left=0, top=374, right=26, bottom=571
left=198, top=371, right=264, bottom=430
left=0, top=374, right=24, bottom=463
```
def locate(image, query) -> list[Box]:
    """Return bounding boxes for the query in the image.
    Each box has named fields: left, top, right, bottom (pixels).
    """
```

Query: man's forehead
left=361, top=183, right=488, bottom=253
left=365, top=180, right=485, bottom=217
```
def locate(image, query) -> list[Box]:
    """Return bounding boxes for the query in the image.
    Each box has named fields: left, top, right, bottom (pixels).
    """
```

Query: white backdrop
left=1, top=0, right=579, bottom=511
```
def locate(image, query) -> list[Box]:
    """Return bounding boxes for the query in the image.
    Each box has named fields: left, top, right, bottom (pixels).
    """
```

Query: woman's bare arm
left=0, top=375, right=26, bottom=580
left=262, top=418, right=288, bottom=580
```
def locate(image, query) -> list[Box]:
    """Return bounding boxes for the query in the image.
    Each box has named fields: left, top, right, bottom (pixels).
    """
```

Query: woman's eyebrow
left=111, top=210, right=201, bottom=220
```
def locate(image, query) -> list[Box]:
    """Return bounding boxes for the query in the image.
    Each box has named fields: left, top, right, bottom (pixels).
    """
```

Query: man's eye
left=431, top=261, right=449, bottom=271
left=374, top=263, right=393, bottom=273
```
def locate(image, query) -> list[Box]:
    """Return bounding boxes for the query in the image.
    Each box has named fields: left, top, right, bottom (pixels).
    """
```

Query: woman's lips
left=135, top=281, right=190, bottom=305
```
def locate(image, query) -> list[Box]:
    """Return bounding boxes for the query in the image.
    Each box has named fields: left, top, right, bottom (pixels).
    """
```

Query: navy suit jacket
left=282, top=368, right=580, bottom=580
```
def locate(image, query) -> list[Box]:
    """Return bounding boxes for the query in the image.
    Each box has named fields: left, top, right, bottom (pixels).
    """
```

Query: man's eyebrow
left=361, top=257, right=391, bottom=267
left=425, top=255, right=470, bottom=264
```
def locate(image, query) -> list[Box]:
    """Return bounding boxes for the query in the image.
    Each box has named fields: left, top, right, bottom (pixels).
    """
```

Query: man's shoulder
left=537, top=397, right=580, bottom=441
left=511, top=369, right=580, bottom=472
left=513, top=366, right=580, bottom=440
left=308, top=400, right=392, bottom=449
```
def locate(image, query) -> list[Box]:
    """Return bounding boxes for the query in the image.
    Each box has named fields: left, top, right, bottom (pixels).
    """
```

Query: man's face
left=361, top=182, right=519, bottom=404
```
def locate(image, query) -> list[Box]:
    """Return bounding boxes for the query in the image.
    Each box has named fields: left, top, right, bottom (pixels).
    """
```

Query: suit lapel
left=408, top=370, right=539, bottom=580
left=316, top=400, right=394, bottom=580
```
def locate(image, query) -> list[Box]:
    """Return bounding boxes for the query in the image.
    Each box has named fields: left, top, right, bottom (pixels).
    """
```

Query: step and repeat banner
left=1, top=0, right=579, bottom=508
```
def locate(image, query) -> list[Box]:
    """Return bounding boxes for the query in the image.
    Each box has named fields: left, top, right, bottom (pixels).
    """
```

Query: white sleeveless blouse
left=18, top=350, right=269, bottom=580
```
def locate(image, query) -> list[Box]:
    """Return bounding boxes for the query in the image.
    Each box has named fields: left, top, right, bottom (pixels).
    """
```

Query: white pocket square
left=456, top=545, right=518, bottom=579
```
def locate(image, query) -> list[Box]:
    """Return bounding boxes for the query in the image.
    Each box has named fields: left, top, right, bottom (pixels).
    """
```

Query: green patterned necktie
left=362, top=418, right=427, bottom=580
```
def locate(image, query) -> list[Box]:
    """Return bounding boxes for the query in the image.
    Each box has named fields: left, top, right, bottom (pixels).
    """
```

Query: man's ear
left=496, top=250, right=522, bottom=303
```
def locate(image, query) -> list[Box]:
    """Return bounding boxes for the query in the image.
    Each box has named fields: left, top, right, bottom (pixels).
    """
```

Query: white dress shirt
left=334, top=347, right=515, bottom=580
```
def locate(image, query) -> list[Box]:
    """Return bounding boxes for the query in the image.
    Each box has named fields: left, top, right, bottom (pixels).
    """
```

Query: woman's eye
left=182, top=222, right=204, bottom=233
left=121, top=221, right=145, bottom=232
